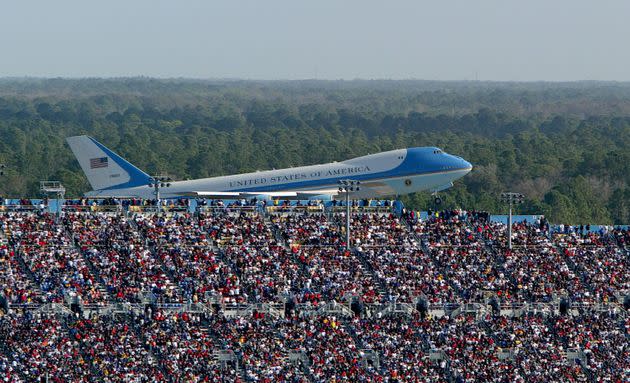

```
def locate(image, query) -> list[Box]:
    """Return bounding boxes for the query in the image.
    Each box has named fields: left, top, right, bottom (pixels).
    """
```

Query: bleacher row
left=0, top=204, right=628, bottom=382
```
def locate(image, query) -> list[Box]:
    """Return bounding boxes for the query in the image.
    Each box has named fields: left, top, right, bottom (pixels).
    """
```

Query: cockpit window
left=433, top=149, right=443, bottom=154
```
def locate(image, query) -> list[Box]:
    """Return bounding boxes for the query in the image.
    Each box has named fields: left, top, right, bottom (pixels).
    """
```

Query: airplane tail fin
left=66, top=135, right=151, bottom=191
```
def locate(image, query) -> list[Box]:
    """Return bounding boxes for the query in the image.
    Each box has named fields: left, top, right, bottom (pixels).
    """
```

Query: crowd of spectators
left=201, top=211, right=276, bottom=248
left=1, top=213, right=104, bottom=304
left=484, top=311, right=629, bottom=382
left=364, top=247, right=457, bottom=303
left=214, top=315, right=308, bottom=382
left=223, top=245, right=294, bottom=303
left=569, top=247, right=629, bottom=302
left=2, top=207, right=626, bottom=307
left=352, top=315, right=450, bottom=381
left=66, top=212, right=178, bottom=303
left=271, top=213, right=341, bottom=246
left=0, top=312, right=91, bottom=382
left=404, top=209, right=629, bottom=304
left=410, top=212, right=508, bottom=302
left=0, top=205, right=628, bottom=382
left=134, top=213, right=236, bottom=303
left=140, top=310, right=242, bottom=382
left=1, top=309, right=625, bottom=382
left=341, top=212, right=416, bottom=248
left=68, top=314, right=166, bottom=382
left=295, top=246, right=381, bottom=303
left=0, top=240, right=40, bottom=305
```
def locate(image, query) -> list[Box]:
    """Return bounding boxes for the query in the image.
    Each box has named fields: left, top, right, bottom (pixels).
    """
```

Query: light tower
left=500, top=192, right=525, bottom=250
left=148, top=175, right=171, bottom=212
left=337, top=179, right=360, bottom=250
left=0, top=163, right=5, bottom=177
left=0, top=164, right=5, bottom=198
left=40, top=181, right=66, bottom=218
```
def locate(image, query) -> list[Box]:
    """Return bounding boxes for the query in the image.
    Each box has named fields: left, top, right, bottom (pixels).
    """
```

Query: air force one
left=66, top=135, right=472, bottom=201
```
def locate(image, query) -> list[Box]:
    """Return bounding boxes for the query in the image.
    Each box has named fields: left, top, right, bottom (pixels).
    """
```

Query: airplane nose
left=448, top=154, right=472, bottom=173
left=456, top=158, right=472, bottom=174
left=453, top=155, right=472, bottom=171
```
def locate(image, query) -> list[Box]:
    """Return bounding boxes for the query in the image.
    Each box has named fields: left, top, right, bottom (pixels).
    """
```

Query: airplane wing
left=173, top=191, right=242, bottom=198
left=174, top=189, right=342, bottom=200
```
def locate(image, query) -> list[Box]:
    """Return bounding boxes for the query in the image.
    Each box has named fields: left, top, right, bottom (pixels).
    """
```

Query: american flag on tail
left=90, top=157, right=108, bottom=169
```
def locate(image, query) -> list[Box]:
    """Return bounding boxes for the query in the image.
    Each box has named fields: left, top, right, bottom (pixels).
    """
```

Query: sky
left=1, top=0, right=629, bottom=81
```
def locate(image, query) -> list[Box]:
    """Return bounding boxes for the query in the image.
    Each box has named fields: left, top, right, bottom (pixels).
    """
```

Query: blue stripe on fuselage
left=224, top=147, right=466, bottom=192
left=97, top=146, right=470, bottom=193
left=229, top=167, right=470, bottom=193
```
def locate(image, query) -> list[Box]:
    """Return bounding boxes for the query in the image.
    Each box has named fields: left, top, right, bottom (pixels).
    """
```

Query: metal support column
left=500, top=192, right=525, bottom=250
left=346, top=190, right=350, bottom=249
left=148, top=175, right=172, bottom=213
left=338, top=179, right=360, bottom=251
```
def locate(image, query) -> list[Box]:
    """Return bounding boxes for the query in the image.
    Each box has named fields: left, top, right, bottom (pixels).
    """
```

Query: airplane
left=66, top=135, right=472, bottom=203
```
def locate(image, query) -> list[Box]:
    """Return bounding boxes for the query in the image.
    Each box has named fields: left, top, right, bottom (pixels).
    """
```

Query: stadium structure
left=0, top=197, right=628, bottom=382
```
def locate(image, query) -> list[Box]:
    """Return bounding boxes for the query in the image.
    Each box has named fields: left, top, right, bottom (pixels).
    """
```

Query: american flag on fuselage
left=90, top=157, right=108, bottom=169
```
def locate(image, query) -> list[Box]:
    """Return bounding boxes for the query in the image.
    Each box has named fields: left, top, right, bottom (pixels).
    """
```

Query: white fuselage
left=85, top=148, right=472, bottom=200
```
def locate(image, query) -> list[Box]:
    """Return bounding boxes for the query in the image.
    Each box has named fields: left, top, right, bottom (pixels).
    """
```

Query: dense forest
left=0, top=79, right=628, bottom=224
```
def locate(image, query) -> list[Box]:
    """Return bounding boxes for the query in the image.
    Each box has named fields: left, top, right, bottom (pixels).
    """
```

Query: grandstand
left=0, top=198, right=628, bottom=382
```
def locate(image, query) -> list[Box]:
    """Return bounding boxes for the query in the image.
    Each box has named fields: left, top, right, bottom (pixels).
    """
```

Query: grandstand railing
left=566, top=348, right=587, bottom=365
left=32, top=302, right=73, bottom=315
left=128, top=205, right=189, bottom=213
left=5, top=299, right=627, bottom=320
left=0, top=203, right=194, bottom=214
left=450, top=302, right=487, bottom=319
left=497, top=348, right=515, bottom=360
left=295, top=300, right=355, bottom=317
left=153, top=302, right=210, bottom=313
left=367, top=302, right=418, bottom=317
left=328, top=205, right=394, bottom=214
left=63, top=204, right=123, bottom=213
left=266, top=204, right=325, bottom=214
left=0, top=204, right=42, bottom=212
left=359, top=349, right=380, bottom=369
left=287, top=350, right=310, bottom=366
left=213, top=350, right=239, bottom=370
left=222, top=302, right=285, bottom=318
left=428, top=349, right=447, bottom=361
left=198, top=205, right=259, bottom=214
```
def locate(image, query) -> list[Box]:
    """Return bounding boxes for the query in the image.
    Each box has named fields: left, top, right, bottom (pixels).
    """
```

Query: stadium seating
left=0, top=203, right=627, bottom=382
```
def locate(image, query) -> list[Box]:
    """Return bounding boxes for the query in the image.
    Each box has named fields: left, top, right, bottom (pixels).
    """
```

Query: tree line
left=0, top=79, right=628, bottom=224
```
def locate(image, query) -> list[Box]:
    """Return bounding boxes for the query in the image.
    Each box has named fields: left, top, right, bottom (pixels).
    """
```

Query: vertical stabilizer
left=66, top=135, right=150, bottom=191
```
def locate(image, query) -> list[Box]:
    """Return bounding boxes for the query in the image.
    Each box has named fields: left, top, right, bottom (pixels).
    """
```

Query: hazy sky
left=1, top=0, right=629, bottom=81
